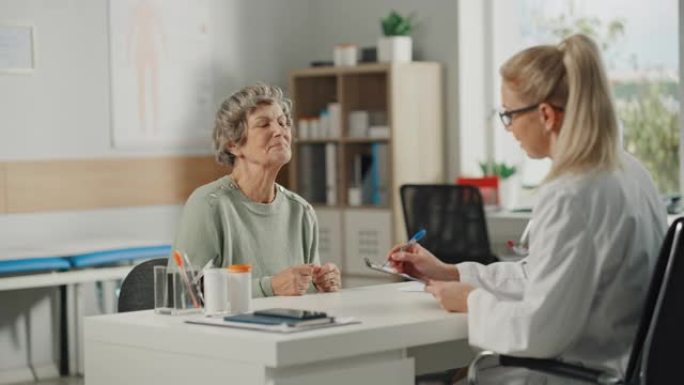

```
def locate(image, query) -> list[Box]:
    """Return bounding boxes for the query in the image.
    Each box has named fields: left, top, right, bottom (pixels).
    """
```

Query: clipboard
left=363, top=257, right=426, bottom=284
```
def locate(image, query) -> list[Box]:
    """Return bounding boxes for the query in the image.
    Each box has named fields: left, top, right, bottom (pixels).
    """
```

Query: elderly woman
left=173, top=83, right=341, bottom=297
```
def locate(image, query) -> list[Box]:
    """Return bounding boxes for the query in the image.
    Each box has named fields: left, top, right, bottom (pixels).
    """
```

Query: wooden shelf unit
left=287, top=63, right=444, bottom=277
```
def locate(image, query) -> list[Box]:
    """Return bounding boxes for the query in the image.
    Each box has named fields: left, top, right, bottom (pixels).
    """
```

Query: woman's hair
left=213, top=83, right=293, bottom=167
left=500, top=34, right=620, bottom=181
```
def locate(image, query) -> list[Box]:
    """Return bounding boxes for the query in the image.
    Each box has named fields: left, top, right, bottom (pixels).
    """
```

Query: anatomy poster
left=109, top=0, right=213, bottom=148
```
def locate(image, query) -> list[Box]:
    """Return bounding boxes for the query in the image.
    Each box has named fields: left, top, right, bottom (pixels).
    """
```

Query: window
left=488, top=0, right=680, bottom=192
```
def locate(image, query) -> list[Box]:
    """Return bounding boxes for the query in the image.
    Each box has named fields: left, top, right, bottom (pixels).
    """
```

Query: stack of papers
left=186, top=315, right=360, bottom=334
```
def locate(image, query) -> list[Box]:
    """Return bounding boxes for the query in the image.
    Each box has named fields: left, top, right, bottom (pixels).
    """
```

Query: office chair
left=400, top=184, right=497, bottom=265
left=117, top=258, right=168, bottom=312
left=467, top=217, right=684, bottom=385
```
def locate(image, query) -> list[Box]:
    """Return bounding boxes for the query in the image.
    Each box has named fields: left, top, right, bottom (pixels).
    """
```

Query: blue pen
left=403, top=229, right=427, bottom=251
left=385, top=229, right=427, bottom=268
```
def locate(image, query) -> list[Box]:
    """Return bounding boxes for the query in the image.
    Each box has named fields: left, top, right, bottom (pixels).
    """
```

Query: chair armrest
left=467, top=351, right=622, bottom=385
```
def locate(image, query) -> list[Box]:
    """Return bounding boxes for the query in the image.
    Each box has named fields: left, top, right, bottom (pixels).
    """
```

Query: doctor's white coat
left=458, top=152, right=667, bottom=383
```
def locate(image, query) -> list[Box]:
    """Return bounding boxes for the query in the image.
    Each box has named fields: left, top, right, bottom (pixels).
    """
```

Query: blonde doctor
left=386, top=34, right=667, bottom=383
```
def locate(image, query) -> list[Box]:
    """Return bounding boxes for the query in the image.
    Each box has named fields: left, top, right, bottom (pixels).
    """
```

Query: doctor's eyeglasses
left=498, top=104, right=540, bottom=127
left=498, top=103, right=564, bottom=127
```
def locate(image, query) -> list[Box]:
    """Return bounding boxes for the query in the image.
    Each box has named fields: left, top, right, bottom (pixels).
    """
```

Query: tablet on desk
left=253, top=308, right=328, bottom=321
left=224, top=313, right=334, bottom=328
left=363, top=257, right=426, bottom=284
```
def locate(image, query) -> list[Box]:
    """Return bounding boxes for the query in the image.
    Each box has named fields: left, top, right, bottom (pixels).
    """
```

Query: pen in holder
left=154, top=265, right=203, bottom=315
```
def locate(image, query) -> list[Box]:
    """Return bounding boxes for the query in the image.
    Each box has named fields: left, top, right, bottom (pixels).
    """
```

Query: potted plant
left=378, top=10, right=413, bottom=63
left=479, top=161, right=518, bottom=209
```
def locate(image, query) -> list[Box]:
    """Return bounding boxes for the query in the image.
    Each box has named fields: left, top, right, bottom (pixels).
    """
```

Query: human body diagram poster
left=109, top=0, right=213, bottom=148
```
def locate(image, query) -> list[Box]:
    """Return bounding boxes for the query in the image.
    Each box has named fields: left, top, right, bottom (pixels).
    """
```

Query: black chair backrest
left=400, top=184, right=497, bottom=265
left=624, top=217, right=684, bottom=384
left=118, top=258, right=168, bottom=313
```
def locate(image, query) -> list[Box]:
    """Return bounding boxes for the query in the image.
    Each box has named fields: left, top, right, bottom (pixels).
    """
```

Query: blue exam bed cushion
left=68, top=245, right=172, bottom=268
left=0, top=257, right=71, bottom=275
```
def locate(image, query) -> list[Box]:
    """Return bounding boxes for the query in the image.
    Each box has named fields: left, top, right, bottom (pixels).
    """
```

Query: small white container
left=334, top=44, right=358, bottom=66
left=203, top=268, right=229, bottom=315
left=348, top=187, right=362, bottom=206
left=227, top=264, right=252, bottom=314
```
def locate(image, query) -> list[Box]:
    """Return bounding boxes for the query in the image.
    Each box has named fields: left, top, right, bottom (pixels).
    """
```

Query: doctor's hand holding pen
left=385, top=234, right=460, bottom=283
left=386, top=244, right=476, bottom=312
left=385, top=231, right=476, bottom=312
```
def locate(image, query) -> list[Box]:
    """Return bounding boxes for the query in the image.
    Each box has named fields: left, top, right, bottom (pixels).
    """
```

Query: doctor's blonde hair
left=500, top=34, right=620, bottom=181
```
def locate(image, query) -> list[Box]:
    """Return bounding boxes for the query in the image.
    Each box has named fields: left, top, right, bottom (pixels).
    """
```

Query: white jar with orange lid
left=227, top=264, right=252, bottom=314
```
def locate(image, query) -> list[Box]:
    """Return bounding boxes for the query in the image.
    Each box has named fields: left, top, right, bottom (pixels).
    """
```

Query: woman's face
left=231, top=103, right=292, bottom=169
left=500, top=82, right=552, bottom=159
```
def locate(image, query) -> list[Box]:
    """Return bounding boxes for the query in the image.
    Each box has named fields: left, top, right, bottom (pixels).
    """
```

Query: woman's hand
left=425, top=280, right=475, bottom=312
left=271, top=264, right=314, bottom=296
left=312, top=263, right=341, bottom=292
left=386, top=243, right=460, bottom=281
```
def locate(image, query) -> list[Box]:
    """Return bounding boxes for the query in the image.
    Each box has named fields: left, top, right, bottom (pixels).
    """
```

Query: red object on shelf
left=456, top=176, right=500, bottom=206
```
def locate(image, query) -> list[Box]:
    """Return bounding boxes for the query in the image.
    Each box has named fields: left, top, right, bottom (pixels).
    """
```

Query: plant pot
left=377, top=36, right=412, bottom=63
left=498, top=176, right=520, bottom=211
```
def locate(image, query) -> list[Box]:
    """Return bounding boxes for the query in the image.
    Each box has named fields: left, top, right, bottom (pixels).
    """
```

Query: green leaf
left=381, top=10, right=413, bottom=36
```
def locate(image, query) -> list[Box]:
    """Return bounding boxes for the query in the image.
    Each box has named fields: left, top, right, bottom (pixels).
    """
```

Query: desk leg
left=101, top=279, right=118, bottom=314
left=66, top=284, right=76, bottom=376
left=59, top=285, right=69, bottom=375
left=66, top=283, right=84, bottom=375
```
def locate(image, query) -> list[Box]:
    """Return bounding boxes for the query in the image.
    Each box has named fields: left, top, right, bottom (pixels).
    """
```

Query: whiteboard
left=109, top=0, right=214, bottom=149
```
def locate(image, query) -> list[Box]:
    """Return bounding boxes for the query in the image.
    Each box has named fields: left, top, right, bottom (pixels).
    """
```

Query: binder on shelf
left=298, top=145, right=313, bottom=202
left=310, top=145, right=327, bottom=204
left=359, top=153, right=374, bottom=205
left=371, top=144, right=381, bottom=205
left=356, top=143, right=389, bottom=206
left=298, top=143, right=337, bottom=206
left=376, top=143, right=389, bottom=205
left=328, top=103, right=341, bottom=138
left=325, top=143, right=337, bottom=205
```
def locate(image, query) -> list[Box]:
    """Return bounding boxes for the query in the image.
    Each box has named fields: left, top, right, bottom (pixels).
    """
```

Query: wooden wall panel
left=3, top=156, right=228, bottom=213
left=0, top=164, right=6, bottom=213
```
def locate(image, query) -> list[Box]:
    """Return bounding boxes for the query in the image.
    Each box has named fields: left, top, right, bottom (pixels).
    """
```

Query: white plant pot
left=498, top=176, right=520, bottom=211
left=377, top=36, right=412, bottom=63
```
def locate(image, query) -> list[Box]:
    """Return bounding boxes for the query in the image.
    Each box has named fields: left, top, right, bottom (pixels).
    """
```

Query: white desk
left=84, top=282, right=473, bottom=385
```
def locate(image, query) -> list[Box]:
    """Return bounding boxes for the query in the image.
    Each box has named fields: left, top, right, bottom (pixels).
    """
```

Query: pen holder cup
left=154, top=265, right=202, bottom=315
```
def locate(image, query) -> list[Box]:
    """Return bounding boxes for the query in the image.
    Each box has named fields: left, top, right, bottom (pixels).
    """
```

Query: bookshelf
left=288, top=63, right=444, bottom=280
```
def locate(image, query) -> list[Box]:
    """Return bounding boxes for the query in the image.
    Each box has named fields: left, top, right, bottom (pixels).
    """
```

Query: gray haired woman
left=173, top=83, right=341, bottom=297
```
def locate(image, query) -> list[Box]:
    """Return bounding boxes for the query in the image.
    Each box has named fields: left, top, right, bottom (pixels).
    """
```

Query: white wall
left=0, top=0, right=312, bottom=162
left=305, top=0, right=460, bottom=179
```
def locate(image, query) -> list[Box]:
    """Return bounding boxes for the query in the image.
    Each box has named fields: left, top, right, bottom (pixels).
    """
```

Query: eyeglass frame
left=498, top=103, right=564, bottom=127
